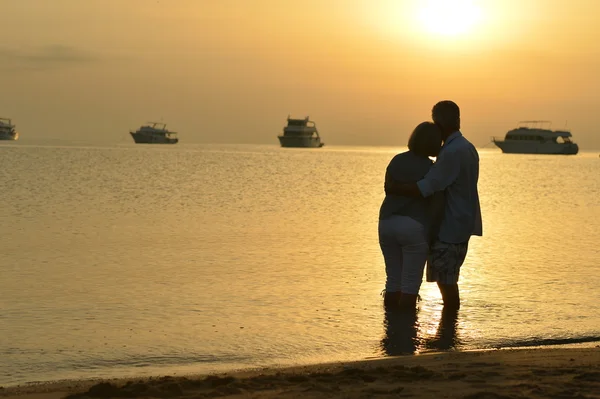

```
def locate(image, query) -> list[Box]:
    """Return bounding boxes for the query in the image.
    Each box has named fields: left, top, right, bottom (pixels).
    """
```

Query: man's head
left=432, top=100, right=460, bottom=139
left=408, top=121, right=442, bottom=157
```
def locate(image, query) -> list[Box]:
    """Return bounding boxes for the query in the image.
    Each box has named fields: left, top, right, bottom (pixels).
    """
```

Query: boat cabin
left=504, top=121, right=574, bottom=144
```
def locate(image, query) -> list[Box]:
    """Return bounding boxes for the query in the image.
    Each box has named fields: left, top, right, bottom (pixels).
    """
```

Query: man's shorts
left=426, top=241, right=469, bottom=284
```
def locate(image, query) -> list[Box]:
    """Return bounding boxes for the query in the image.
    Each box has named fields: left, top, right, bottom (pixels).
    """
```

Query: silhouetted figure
left=385, top=101, right=483, bottom=310
left=379, top=122, right=444, bottom=310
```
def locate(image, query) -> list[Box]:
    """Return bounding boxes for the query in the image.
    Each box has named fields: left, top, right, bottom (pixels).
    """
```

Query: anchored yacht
left=277, top=116, right=324, bottom=148
left=130, top=122, right=178, bottom=144
left=493, top=121, right=578, bottom=155
left=0, top=118, right=19, bottom=141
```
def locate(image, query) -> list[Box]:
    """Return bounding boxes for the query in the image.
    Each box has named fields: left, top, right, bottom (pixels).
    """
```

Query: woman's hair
left=407, top=121, right=442, bottom=157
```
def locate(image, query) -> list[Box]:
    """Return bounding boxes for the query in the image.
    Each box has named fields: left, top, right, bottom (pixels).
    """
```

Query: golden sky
left=1, top=0, right=599, bottom=149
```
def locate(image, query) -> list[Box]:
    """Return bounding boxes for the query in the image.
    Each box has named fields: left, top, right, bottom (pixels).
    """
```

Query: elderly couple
left=379, top=100, right=482, bottom=311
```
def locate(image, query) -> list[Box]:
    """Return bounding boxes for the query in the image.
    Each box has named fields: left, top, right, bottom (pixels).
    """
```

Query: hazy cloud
left=0, top=45, right=96, bottom=71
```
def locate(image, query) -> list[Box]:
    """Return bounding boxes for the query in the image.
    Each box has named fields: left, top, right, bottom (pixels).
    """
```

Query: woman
left=378, top=121, right=443, bottom=309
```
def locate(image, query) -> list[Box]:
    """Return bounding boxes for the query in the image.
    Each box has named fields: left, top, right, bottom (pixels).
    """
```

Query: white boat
left=0, top=118, right=19, bottom=141
left=130, top=122, right=178, bottom=144
left=277, top=116, right=324, bottom=148
left=493, top=121, right=578, bottom=155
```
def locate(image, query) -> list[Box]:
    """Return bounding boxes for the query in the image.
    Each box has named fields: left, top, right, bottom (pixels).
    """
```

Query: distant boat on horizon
left=277, top=116, right=324, bottom=148
left=130, top=122, right=178, bottom=144
left=0, top=117, right=19, bottom=141
left=492, top=121, right=578, bottom=155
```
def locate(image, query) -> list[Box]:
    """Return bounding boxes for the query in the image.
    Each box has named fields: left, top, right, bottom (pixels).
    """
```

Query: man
left=385, top=100, right=482, bottom=310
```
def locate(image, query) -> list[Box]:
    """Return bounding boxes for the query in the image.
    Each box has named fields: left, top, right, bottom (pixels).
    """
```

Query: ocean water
left=0, top=142, right=599, bottom=386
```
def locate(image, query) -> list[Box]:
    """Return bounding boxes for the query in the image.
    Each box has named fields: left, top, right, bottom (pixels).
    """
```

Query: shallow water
left=1, top=142, right=599, bottom=386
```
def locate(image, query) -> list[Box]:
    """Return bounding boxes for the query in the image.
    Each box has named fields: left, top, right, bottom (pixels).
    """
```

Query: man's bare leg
left=437, top=283, right=460, bottom=310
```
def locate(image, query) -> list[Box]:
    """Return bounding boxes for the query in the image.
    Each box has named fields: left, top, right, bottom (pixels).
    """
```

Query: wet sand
left=2, top=347, right=599, bottom=399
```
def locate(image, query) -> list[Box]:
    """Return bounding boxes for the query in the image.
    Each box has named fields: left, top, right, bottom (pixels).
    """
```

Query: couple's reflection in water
left=380, top=304, right=459, bottom=356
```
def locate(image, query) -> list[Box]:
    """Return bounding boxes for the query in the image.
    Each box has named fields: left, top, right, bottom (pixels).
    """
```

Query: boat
left=492, top=121, right=578, bottom=155
left=130, top=122, right=178, bottom=144
left=0, top=118, right=19, bottom=141
left=277, top=116, right=324, bottom=148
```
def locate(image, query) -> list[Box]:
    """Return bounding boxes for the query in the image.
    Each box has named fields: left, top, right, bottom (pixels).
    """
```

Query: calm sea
left=1, top=142, right=599, bottom=386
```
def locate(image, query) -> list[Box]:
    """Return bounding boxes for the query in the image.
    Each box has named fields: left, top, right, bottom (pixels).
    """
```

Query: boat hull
left=278, top=136, right=324, bottom=148
left=130, top=132, right=178, bottom=144
left=493, top=141, right=578, bottom=155
left=0, top=131, right=18, bottom=141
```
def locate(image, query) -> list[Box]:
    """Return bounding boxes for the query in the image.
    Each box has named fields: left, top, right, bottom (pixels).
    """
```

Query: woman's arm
left=383, top=154, right=427, bottom=197
left=384, top=168, right=394, bottom=188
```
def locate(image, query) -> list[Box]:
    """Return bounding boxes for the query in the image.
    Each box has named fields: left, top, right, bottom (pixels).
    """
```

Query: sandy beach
left=2, top=347, right=598, bottom=399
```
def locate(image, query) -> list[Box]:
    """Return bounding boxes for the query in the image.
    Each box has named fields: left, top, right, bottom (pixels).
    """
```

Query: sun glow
left=417, top=0, right=483, bottom=37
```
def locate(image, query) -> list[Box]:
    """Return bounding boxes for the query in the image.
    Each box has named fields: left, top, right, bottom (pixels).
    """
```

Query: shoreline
left=3, top=347, right=599, bottom=399
left=4, top=340, right=599, bottom=389
left=5, top=338, right=599, bottom=390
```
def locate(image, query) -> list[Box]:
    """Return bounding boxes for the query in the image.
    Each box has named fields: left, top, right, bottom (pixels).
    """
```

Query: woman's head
left=408, top=121, right=442, bottom=157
